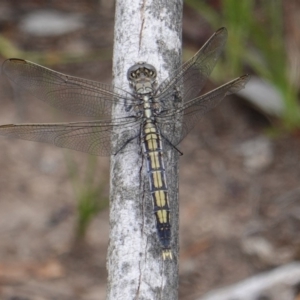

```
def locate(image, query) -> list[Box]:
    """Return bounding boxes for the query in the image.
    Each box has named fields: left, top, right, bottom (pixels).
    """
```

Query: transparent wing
left=157, top=75, right=250, bottom=147
left=2, top=58, right=135, bottom=118
left=0, top=117, right=141, bottom=156
left=155, top=27, right=228, bottom=112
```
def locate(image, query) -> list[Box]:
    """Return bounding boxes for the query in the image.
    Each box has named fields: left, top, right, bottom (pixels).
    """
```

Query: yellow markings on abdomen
left=146, top=137, right=158, bottom=150
left=162, top=250, right=173, bottom=260
left=152, top=170, right=163, bottom=188
left=148, top=152, right=161, bottom=170
left=142, top=120, right=172, bottom=258
left=144, top=132, right=159, bottom=150
left=156, top=209, right=168, bottom=223
left=143, top=122, right=162, bottom=152
left=154, top=190, right=167, bottom=207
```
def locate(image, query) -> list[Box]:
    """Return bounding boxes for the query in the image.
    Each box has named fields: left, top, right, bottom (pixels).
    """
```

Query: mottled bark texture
left=107, top=0, right=183, bottom=299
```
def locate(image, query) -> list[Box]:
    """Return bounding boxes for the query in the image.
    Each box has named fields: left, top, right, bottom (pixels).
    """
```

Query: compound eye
left=149, top=70, right=156, bottom=78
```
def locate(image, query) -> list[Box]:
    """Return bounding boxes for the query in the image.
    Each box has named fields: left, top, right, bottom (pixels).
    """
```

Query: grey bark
left=107, top=0, right=183, bottom=299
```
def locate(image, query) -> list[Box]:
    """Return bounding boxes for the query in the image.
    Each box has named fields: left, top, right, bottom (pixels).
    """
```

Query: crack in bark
left=139, top=0, right=146, bottom=51
left=135, top=261, right=142, bottom=300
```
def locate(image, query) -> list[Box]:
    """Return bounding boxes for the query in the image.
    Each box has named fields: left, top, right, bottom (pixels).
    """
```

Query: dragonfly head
left=127, top=62, right=157, bottom=94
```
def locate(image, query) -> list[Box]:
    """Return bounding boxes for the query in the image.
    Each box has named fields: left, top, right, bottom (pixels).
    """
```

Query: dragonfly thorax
left=127, top=62, right=157, bottom=95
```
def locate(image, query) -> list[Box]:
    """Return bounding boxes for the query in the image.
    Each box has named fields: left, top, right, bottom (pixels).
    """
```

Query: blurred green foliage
left=65, top=152, right=109, bottom=239
left=186, top=0, right=300, bottom=129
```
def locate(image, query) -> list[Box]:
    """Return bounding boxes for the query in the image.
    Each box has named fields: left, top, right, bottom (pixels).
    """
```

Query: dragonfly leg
left=161, top=134, right=183, bottom=156
left=113, top=133, right=139, bottom=155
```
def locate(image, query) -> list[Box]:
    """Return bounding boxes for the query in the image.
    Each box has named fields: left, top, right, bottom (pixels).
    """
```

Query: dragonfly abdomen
left=142, top=121, right=172, bottom=259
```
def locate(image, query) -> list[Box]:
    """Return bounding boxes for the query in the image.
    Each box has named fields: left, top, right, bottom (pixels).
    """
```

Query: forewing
left=157, top=75, right=250, bottom=147
left=155, top=27, right=228, bottom=112
left=0, top=117, right=141, bottom=156
left=2, top=59, right=134, bottom=118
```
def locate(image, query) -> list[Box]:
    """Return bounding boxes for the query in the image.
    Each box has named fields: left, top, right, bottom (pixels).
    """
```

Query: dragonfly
left=0, top=27, right=249, bottom=259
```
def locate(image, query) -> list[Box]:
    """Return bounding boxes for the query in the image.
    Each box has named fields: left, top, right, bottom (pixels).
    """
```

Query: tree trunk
left=107, top=0, right=183, bottom=299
